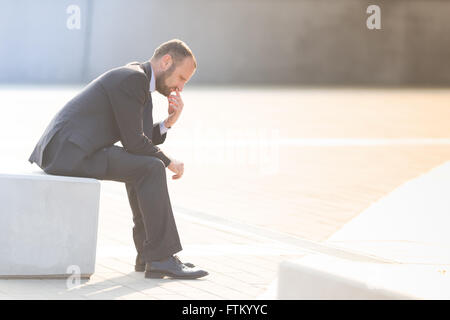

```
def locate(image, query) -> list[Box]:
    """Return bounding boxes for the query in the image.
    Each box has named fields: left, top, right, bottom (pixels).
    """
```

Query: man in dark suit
left=28, top=39, right=208, bottom=279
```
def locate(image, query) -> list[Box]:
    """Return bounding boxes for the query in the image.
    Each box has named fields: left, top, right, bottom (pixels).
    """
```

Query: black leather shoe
left=135, top=254, right=195, bottom=272
left=144, top=255, right=208, bottom=279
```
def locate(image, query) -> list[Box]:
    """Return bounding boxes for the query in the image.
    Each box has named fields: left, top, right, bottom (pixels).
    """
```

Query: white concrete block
left=277, top=254, right=450, bottom=300
left=0, top=171, right=101, bottom=278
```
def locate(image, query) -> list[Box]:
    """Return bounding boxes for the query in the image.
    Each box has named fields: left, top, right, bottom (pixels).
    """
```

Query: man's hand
left=168, top=159, right=184, bottom=180
left=165, top=89, right=184, bottom=128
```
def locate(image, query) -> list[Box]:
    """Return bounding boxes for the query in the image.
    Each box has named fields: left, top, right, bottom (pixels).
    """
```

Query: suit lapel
left=138, top=61, right=153, bottom=108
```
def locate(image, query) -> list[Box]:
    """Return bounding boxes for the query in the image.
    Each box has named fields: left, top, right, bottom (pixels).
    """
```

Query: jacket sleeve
left=142, top=101, right=167, bottom=145
left=109, top=72, right=171, bottom=166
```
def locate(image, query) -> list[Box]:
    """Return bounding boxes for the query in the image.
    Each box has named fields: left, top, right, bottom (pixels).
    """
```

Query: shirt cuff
left=159, top=121, right=170, bottom=135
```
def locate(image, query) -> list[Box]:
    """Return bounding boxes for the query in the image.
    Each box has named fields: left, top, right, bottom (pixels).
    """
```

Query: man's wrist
left=164, top=119, right=172, bottom=129
left=159, top=121, right=169, bottom=135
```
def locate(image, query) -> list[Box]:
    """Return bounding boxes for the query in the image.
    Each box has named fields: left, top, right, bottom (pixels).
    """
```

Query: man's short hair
left=152, top=39, right=197, bottom=68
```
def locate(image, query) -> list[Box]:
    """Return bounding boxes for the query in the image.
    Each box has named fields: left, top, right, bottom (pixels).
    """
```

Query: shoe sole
left=145, top=270, right=208, bottom=280
left=136, top=263, right=196, bottom=272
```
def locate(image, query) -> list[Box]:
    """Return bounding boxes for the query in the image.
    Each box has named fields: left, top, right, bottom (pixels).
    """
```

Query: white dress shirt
left=149, top=65, right=170, bottom=135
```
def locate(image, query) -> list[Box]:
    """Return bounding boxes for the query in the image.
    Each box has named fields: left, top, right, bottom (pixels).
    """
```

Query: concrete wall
left=1, top=0, right=450, bottom=85
left=0, top=0, right=90, bottom=83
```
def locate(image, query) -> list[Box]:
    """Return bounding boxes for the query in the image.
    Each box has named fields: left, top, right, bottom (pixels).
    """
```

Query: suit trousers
left=42, top=135, right=182, bottom=263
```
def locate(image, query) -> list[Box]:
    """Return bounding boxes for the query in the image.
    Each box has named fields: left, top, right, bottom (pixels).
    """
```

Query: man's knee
left=144, top=157, right=166, bottom=177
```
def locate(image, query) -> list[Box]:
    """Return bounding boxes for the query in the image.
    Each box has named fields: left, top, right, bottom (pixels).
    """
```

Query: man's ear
left=161, top=54, right=173, bottom=71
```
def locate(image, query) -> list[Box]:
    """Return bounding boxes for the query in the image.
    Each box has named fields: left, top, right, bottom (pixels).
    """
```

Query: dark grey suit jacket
left=28, top=61, right=171, bottom=177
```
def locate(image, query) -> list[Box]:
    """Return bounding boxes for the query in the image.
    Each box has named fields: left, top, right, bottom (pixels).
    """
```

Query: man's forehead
left=177, top=58, right=196, bottom=79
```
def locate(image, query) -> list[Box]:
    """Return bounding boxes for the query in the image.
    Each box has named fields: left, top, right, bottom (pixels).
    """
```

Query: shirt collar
left=149, top=64, right=156, bottom=93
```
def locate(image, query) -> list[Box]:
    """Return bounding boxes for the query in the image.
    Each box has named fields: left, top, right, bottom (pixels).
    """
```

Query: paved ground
left=0, top=86, right=450, bottom=299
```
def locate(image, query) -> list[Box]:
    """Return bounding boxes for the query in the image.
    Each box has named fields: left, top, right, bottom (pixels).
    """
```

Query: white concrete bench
left=0, top=171, right=100, bottom=279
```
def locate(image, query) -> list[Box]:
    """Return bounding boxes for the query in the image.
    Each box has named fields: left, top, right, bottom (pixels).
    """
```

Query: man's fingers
left=169, top=95, right=180, bottom=101
left=169, top=99, right=182, bottom=108
left=168, top=104, right=179, bottom=111
left=169, top=102, right=183, bottom=112
left=168, top=95, right=182, bottom=106
left=168, top=99, right=179, bottom=106
left=173, top=169, right=184, bottom=179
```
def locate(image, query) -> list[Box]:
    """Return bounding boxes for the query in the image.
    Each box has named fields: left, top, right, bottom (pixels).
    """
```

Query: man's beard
left=155, top=64, right=176, bottom=97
